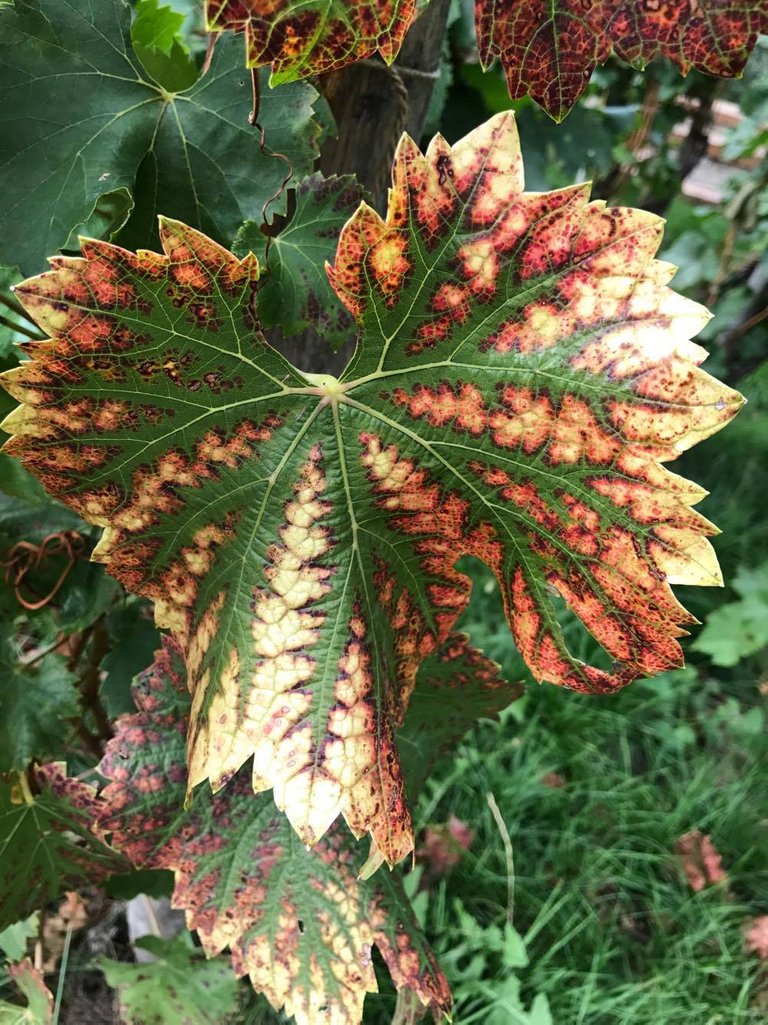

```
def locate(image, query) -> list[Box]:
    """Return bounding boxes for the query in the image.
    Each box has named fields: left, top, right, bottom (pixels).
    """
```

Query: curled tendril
left=0, top=531, right=85, bottom=610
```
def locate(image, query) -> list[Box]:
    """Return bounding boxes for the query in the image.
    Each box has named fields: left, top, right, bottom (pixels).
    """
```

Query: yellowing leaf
left=0, top=112, right=742, bottom=867
left=98, top=640, right=451, bottom=1025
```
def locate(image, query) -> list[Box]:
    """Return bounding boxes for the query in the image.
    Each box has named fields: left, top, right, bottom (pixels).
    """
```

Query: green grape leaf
left=0, top=639, right=78, bottom=772
left=475, top=0, right=768, bottom=122
left=98, top=640, right=451, bottom=1025
left=1, top=113, right=742, bottom=868
left=0, top=961, right=53, bottom=1025
left=206, top=0, right=418, bottom=84
left=0, top=765, right=126, bottom=931
left=0, top=270, right=33, bottom=359
left=132, top=0, right=187, bottom=55
left=101, top=600, right=162, bottom=718
left=100, top=935, right=238, bottom=1025
left=0, top=0, right=321, bottom=275
left=0, top=490, right=115, bottom=633
left=234, top=173, right=364, bottom=350
left=130, top=0, right=198, bottom=93
left=397, top=635, right=523, bottom=798
left=692, top=596, right=768, bottom=667
left=0, top=916, right=39, bottom=963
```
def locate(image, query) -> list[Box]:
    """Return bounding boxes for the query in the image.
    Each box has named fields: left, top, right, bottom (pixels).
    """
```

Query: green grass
left=404, top=563, right=768, bottom=1024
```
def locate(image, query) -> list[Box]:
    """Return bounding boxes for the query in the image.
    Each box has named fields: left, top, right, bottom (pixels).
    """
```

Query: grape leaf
left=0, top=915, right=39, bottom=962
left=476, top=0, right=768, bottom=122
left=132, top=0, right=188, bottom=55
left=0, top=765, right=126, bottom=931
left=0, top=0, right=320, bottom=275
left=98, top=639, right=451, bottom=1025
left=0, top=961, right=53, bottom=1025
left=397, top=635, right=523, bottom=797
left=130, top=0, right=198, bottom=92
left=0, top=638, right=78, bottom=772
left=234, top=173, right=364, bottom=350
left=0, top=112, right=742, bottom=867
left=205, top=0, right=417, bottom=83
left=100, top=935, right=238, bottom=1025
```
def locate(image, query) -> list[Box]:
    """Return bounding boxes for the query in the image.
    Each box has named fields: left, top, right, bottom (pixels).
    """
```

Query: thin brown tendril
left=246, top=68, right=294, bottom=262
left=201, top=32, right=218, bottom=77
left=0, top=531, right=85, bottom=610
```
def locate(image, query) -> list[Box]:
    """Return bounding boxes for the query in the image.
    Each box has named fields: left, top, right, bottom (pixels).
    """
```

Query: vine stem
left=20, top=634, right=72, bottom=669
left=487, top=791, right=515, bottom=926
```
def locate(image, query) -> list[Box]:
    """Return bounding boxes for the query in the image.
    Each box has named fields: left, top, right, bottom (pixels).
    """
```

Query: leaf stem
left=17, top=770, right=35, bottom=806
left=21, top=635, right=72, bottom=669
left=487, top=791, right=515, bottom=926
left=52, top=923, right=73, bottom=1025
left=0, top=312, right=43, bottom=341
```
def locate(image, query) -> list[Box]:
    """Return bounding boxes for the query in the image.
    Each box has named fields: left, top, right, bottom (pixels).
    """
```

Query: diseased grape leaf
left=0, top=0, right=320, bottom=275
left=475, top=0, right=768, bottom=121
left=98, top=639, right=451, bottom=1025
left=100, top=935, right=238, bottom=1025
left=0, top=764, right=126, bottom=931
left=0, top=637, right=79, bottom=772
left=205, top=0, right=417, bottom=83
left=0, top=112, right=742, bottom=867
left=234, top=173, right=365, bottom=350
left=205, top=0, right=766, bottom=117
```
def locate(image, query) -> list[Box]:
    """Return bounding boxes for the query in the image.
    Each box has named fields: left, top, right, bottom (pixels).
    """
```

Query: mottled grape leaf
left=476, top=0, right=768, bottom=121
left=0, top=961, right=53, bottom=1025
left=234, top=173, right=364, bottom=349
left=0, top=637, right=78, bottom=772
left=0, top=0, right=320, bottom=274
left=0, top=765, right=126, bottom=931
left=100, top=935, right=238, bottom=1025
left=206, top=0, right=417, bottom=83
left=0, top=112, right=742, bottom=868
left=398, top=635, right=523, bottom=797
left=98, top=640, right=451, bottom=1025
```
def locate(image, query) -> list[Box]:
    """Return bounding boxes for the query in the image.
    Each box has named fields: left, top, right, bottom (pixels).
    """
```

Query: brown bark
left=319, top=0, right=452, bottom=211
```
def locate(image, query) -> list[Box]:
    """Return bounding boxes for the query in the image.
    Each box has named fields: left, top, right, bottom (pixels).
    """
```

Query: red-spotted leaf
left=0, top=765, right=126, bottom=931
left=98, top=639, right=451, bottom=1025
left=0, top=112, right=741, bottom=868
left=205, top=0, right=418, bottom=83
left=476, top=0, right=768, bottom=121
